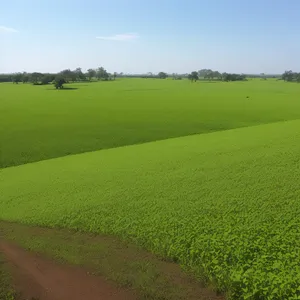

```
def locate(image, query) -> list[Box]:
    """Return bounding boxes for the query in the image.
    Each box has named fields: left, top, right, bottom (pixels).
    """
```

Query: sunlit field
left=1, top=78, right=300, bottom=298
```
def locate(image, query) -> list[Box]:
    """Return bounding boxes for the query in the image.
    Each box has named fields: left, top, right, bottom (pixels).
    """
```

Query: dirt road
left=0, top=241, right=135, bottom=300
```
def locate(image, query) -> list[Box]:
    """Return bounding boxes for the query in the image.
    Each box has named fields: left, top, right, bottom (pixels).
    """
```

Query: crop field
left=1, top=79, right=300, bottom=299
left=1, top=79, right=300, bottom=168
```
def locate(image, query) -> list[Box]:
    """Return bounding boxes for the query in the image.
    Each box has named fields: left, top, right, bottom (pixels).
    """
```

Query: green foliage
left=54, top=76, right=66, bottom=89
left=222, top=73, right=246, bottom=82
left=188, top=71, right=199, bottom=82
left=282, top=70, right=300, bottom=82
left=1, top=119, right=300, bottom=299
left=158, top=72, right=168, bottom=79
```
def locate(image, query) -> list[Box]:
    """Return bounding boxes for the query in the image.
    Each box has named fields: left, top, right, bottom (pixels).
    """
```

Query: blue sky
left=1, top=0, right=300, bottom=74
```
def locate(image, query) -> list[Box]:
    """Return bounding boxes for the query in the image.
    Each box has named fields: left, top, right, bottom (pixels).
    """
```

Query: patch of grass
left=0, top=256, right=16, bottom=300
left=1, top=119, right=300, bottom=298
left=2, top=79, right=300, bottom=168
left=0, top=221, right=216, bottom=300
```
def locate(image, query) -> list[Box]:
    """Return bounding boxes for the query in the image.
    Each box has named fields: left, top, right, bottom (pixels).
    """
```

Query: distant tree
left=54, top=76, right=66, bottom=89
left=198, top=69, right=210, bottom=78
left=30, top=72, right=43, bottom=84
left=188, top=71, right=199, bottom=82
left=40, top=74, right=55, bottom=85
left=198, top=69, right=213, bottom=79
left=12, top=73, right=22, bottom=84
left=60, top=69, right=73, bottom=82
left=74, top=67, right=86, bottom=81
left=107, top=73, right=113, bottom=81
left=41, top=75, right=50, bottom=85
left=87, top=69, right=96, bottom=81
left=113, top=72, right=117, bottom=80
left=158, top=72, right=168, bottom=79
left=146, top=72, right=154, bottom=79
left=213, top=71, right=222, bottom=80
left=0, top=74, right=12, bottom=82
left=206, top=70, right=215, bottom=80
left=222, top=73, right=246, bottom=82
left=282, top=70, right=294, bottom=82
left=22, top=72, right=30, bottom=83
left=198, top=69, right=222, bottom=80
left=97, top=67, right=109, bottom=80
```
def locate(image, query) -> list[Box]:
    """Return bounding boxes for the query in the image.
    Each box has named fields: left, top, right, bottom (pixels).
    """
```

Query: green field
left=1, top=79, right=300, bottom=299
left=1, top=79, right=300, bottom=168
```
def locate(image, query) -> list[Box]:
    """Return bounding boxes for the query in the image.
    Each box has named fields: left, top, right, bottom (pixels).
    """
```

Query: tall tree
left=87, top=69, right=96, bottom=81
left=74, top=67, right=86, bottom=81
left=282, top=70, right=294, bottom=82
left=30, top=72, right=43, bottom=84
left=158, top=72, right=168, bottom=79
left=97, top=67, right=109, bottom=80
left=12, top=73, right=22, bottom=84
left=22, top=72, right=30, bottom=83
left=54, top=75, right=66, bottom=89
left=188, top=71, right=199, bottom=82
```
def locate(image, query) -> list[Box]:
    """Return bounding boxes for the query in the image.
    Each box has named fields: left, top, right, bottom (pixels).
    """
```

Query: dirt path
left=0, top=241, right=135, bottom=300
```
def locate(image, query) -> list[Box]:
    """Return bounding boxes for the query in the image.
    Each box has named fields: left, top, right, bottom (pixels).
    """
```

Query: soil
left=0, top=241, right=136, bottom=300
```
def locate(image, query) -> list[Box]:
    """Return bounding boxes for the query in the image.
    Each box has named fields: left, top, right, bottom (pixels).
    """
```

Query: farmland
left=1, top=79, right=300, bottom=299
left=1, top=79, right=300, bottom=168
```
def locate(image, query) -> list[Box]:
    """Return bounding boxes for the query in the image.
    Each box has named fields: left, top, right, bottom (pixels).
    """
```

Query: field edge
left=0, top=220, right=223, bottom=300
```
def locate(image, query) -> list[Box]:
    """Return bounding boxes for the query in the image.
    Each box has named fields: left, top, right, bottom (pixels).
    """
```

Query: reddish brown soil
left=0, top=241, right=136, bottom=300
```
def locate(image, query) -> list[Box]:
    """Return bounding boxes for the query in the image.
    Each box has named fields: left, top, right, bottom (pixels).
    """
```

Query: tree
left=30, top=72, right=43, bottom=84
left=60, top=69, right=73, bottom=82
left=87, top=69, right=96, bottom=81
left=222, top=73, right=246, bottom=82
left=213, top=71, right=222, bottom=80
left=198, top=69, right=222, bottom=80
left=12, top=73, right=22, bottom=84
left=54, top=76, right=66, bottom=89
left=113, top=72, right=117, bottom=80
left=188, top=71, right=199, bottom=82
left=158, top=72, right=168, bottom=79
left=206, top=70, right=214, bottom=80
left=41, top=74, right=54, bottom=85
left=22, top=72, right=30, bottom=83
left=74, top=68, right=86, bottom=81
left=198, top=69, right=212, bottom=79
left=97, top=67, right=109, bottom=80
left=147, top=72, right=153, bottom=79
left=282, top=70, right=294, bottom=82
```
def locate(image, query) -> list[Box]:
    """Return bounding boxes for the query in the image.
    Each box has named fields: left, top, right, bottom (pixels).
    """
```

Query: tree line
left=0, top=68, right=288, bottom=85
left=186, top=69, right=246, bottom=82
left=282, top=70, right=300, bottom=82
left=0, top=67, right=118, bottom=86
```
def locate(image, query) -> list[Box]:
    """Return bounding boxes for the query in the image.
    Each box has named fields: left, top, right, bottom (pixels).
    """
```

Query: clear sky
left=1, top=0, right=300, bottom=74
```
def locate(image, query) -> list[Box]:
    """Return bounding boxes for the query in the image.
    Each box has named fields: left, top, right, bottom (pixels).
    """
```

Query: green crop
left=2, top=79, right=300, bottom=298
left=2, top=79, right=300, bottom=168
left=1, top=117, right=300, bottom=299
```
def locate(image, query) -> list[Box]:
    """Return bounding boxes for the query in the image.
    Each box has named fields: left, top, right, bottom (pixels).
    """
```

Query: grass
left=1, top=118, right=300, bottom=299
left=2, top=79, right=300, bottom=168
left=0, top=255, right=16, bottom=300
